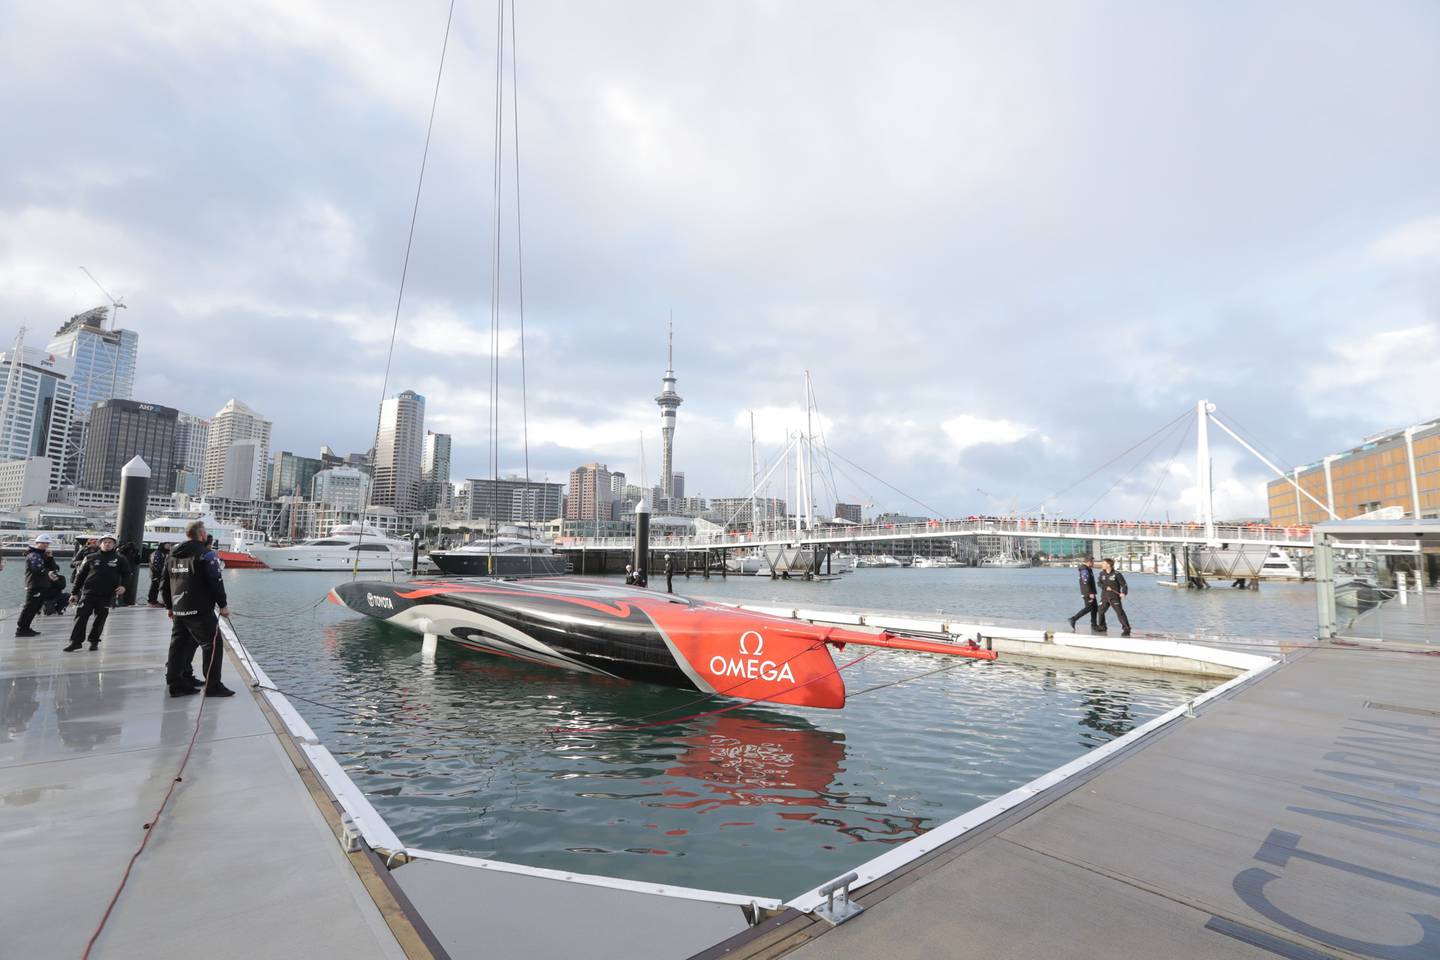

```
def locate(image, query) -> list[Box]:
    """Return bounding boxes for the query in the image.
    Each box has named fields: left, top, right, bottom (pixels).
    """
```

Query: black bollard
left=116, top=456, right=150, bottom=605
left=411, top=533, right=420, bottom=575
left=633, top=498, right=650, bottom=587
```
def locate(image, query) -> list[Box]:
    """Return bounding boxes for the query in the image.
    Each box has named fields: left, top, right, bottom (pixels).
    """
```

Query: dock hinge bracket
left=812, top=871, right=864, bottom=926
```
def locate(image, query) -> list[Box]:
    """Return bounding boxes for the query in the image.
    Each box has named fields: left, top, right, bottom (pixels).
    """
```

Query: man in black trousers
left=1096, top=558, right=1132, bottom=637
left=65, top=534, right=131, bottom=651
left=15, top=535, right=61, bottom=637
left=1067, top=557, right=1099, bottom=631
left=161, top=520, right=234, bottom=698
left=664, top=554, right=674, bottom=594
left=147, top=542, right=170, bottom=606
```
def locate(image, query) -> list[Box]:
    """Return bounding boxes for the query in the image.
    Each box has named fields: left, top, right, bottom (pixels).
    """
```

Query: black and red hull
left=329, top=578, right=995, bottom=709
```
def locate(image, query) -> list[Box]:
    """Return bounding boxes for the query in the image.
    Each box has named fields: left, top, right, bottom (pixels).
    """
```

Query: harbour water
left=0, top=564, right=1314, bottom=899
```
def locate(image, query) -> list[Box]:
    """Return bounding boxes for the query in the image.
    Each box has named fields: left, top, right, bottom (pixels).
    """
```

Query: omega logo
left=708, top=630, right=794, bottom=684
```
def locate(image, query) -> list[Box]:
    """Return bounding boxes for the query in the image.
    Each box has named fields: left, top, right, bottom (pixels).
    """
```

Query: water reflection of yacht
left=249, top=523, right=412, bottom=571
left=428, top=526, right=570, bottom=577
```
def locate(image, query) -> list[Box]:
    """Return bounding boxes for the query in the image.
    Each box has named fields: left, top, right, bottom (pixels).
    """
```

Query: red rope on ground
left=81, top=619, right=224, bottom=959
left=555, top=650, right=877, bottom=734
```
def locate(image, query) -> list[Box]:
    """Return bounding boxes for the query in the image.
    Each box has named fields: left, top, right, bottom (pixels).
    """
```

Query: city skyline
left=2, top=4, right=1437, bottom=521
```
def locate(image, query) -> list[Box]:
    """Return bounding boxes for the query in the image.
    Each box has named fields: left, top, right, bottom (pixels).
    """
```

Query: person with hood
left=66, top=533, right=132, bottom=652
left=1067, top=557, right=1100, bottom=631
left=147, top=541, right=171, bottom=606
left=161, top=520, right=234, bottom=698
left=16, top=535, right=62, bottom=637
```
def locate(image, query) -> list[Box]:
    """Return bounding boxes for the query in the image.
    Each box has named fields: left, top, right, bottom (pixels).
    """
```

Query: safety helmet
left=32, top=533, right=54, bottom=545
left=99, top=533, right=118, bottom=544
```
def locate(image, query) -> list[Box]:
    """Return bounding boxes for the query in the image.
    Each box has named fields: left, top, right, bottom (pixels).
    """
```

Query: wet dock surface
left=0, top=606, right=406, bottom=959
left=707, top=636, right=1440, bottom=960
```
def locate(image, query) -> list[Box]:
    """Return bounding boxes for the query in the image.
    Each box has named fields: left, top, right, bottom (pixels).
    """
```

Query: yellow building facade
left=1268, top=417, right=1440, bottom=525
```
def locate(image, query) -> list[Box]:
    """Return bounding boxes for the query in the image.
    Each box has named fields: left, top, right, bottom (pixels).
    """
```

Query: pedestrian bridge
left=558, top=516, right=1315, bottom=554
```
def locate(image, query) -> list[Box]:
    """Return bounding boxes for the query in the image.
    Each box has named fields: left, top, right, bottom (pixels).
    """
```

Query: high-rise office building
left=654, top=322, right=682, bottom=499
left=270, top=451, right=324, bottom=500
left=372, top=390, right=425, bottom=512
left=565, top=462, right=614, bottom=521
left=834, top=502, right=863, bottom=523
left=609, top=472, right=627, bottom=495
left=420, top=431, right=452, bottom=509
left=201, top=399, right=272, bottom=498
left=46, top=306, right=139, bottom=483
left=464, top=477, right=563, bottom=523
left=0, top=343, right=75, bottom=488
left=173, top=411, right=209, bottom=494
left=312, top=466, right=372, bottom=512
left=1267, top=415, right=1440, bottom=523
left=81, top=400, right=178, bottom=492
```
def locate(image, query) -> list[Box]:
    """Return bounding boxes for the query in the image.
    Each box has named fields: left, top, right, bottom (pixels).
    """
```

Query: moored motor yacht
left=249, top=523, right=412, bottom=571
left=428, top=526, right=570, bottom=577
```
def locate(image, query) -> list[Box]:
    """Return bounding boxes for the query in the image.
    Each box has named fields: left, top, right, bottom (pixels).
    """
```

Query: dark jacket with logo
left=162, top=540, right=228, bottom=618
left=72, top=550, right=134, bottom=604
left=149, top=545, right=170, bottom=576
left=25, top=547, right=60, bottom=595
left=1077, top=565, right=1096, bottom=598
left=1099, top=569, right=1128, bottom=602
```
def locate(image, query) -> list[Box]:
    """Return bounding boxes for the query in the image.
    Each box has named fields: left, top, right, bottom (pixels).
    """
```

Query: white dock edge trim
left=784, top=655, right=1280, bottom=915
left=219, top=618, right=405, bottom=853
left=402, top=848, right=785, bottom=911
left=217, top=618, right=784, bottom=913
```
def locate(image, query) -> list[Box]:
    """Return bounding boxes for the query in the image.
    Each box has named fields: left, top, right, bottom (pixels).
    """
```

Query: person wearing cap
left=16, top=535, right=62, bottom=637
left=66, top=534, right=133, bottom=652
left=161, top=519, right=234, bottom=698
left=1067, top=556, right=1100, bottom=631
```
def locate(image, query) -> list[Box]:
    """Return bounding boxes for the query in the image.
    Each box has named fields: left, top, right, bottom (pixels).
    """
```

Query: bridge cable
left=828, top=449, right=948, bottom=519
left=1024, top=407, right=1191, bottom=516
left=1134, top=416, right=1193, bottom=522
left=508, top=0, right=536, bottom=577
left=1075, top=413, right=1191, bottom=519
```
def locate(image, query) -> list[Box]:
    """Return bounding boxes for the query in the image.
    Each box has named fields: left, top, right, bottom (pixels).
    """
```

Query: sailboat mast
left=749, top=411, right=759, bottom=539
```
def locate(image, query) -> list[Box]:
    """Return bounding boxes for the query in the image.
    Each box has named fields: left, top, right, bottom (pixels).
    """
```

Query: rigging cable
left=1074, top=411, right=1192, bottom=519
left=1134, top=415, right=1193, bottom=522
left=509, top=0, right=536, bottom=577
left=828, top=448, right=948, bottom=519
left=353, top=0, right=459, bottom=580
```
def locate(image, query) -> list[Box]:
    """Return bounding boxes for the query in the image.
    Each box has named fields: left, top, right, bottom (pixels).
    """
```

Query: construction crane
left=78, top=266, right=126, bottom=329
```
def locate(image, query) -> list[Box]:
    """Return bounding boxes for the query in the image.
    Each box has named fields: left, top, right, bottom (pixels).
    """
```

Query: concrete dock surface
left=0, top=606, right=409, bottom=959
left=701, top=638, right=1440, bottom=960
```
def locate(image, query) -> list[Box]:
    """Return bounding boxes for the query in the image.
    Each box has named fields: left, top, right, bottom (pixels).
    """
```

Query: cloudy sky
left=3, top=1, right=1437, bottom=520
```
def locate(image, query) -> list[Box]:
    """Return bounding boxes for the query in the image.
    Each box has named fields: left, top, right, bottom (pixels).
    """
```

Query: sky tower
left=655, top=319, right=682, bottom=499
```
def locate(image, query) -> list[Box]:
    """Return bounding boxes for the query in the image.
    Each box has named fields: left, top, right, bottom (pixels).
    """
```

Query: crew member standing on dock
left=1096, top=558, right=1132, bottom=637
left=664, top=554, right=674, bottom=593
left=162, top=520, right=234, bottom=698
left=15, top=535, right=61, bottom=637
left=147, top=542, right=170, bottom=606
left=65, top=534, right=131, bottom=652
left=1068, top=557, right=1099, bottom=631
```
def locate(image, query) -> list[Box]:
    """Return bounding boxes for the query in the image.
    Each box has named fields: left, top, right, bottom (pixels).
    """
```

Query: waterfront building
left=654, top=322, right=682, bottom=499
left=46, top=486, right=178, bottom=516
left=201, top=399, right=272, bottom=499
left=1267, top=415, right=1440, bottom=524
left=0, top=344, right=75, bottom=488
left=834, top=502, right=863, bottom=523
left=312, top=466, right=372, bottom=513
left=45, top=307, right=138, bottom=483
left=0, top=457, right=51, bottom=511
left=608, top=472, right=626, bottom=495
left=269, top=450, right=323, bottom=500
left=173, top=411, right=209, bottom=495
left=566, top=462, right=615, bottom=521
left=464, top=476, right=563, bottom=524
left=81, top=400, right=178, bottom=493
left=420, top=431, right=452, bottom=509
left=705, top=496, right=788, bottom=530
left=372, top=390, right=425, bottom=512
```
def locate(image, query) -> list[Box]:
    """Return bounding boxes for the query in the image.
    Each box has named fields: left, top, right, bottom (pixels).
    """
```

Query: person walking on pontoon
left=1067, top=557, right=1099, bottom=631
left=1096, top=558, right=1132, bottom=637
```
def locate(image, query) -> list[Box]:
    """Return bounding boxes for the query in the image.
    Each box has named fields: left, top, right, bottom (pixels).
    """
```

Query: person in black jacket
left=161, top=520, right=234, bottom=698
left=65, top=534, right=132, bottom=652
left=71, top=537, right=98, bottom=575
left=147, top=542, right=171, bottom=606
left=1096, top=558, right=1132, bottom=637
left=664, top=554, right=674, bottom=594
left=15, top=536, right=62, bottom=637
left=1067, top=557, right=1100, bottom=631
